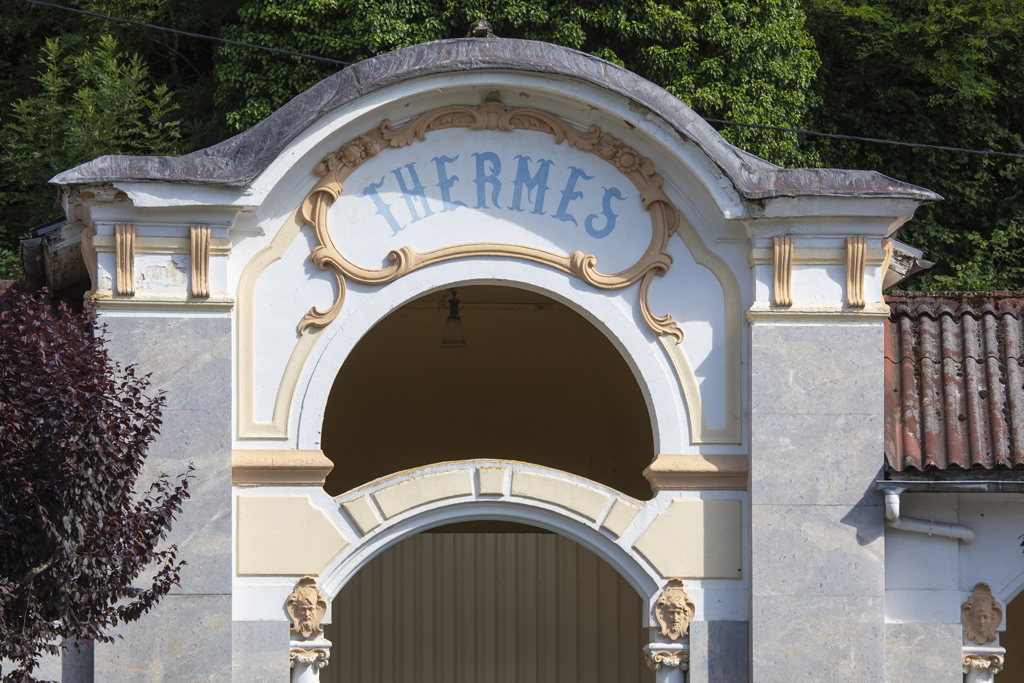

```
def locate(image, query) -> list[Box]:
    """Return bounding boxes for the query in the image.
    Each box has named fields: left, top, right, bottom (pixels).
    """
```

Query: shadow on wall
left=321, top=285, right=655, bottom=500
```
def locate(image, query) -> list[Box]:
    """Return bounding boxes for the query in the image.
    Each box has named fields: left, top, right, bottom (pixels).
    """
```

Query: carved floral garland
left=290, top=647, right=330, bottom=669
left=299, top=99, right=684, bottom=342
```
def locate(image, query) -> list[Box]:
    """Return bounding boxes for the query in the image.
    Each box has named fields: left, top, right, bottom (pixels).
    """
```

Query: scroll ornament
left=287, top=575, right=329, bottom=639
left=298, top=99, right=683, bottom=343
left=644, top=649, right=689, bottom=671
left=189, top=225, right=211, bottom=298
left=655, top=579, right=696, bottom=641
left=962, top=583, right=1003, bottom=645
left=963, top=654, right=1004, bottom=675
left=80, top=226, right=99, bottom=297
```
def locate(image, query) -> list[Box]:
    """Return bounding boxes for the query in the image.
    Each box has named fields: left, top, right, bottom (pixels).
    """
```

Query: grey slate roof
left=50, top=38, right=941, bottom=203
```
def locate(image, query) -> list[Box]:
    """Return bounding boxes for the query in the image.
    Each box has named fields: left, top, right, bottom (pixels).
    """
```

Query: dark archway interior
left=1002, top=591, right=1023, bottom=680
left=322, top=525, right=654, bottom=683
left=321, top=285, right=655, bottom=499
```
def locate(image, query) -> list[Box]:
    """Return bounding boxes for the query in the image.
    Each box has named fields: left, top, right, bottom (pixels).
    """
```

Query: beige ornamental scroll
left=298, top=99, right=684, bottom=343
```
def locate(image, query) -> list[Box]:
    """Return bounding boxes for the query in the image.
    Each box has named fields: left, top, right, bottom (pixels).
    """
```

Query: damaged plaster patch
left=139, top=256, right=187, bottom=289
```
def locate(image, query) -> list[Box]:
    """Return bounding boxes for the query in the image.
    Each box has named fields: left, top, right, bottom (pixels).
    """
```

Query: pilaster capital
left=643, top=643, right=689, bottom=671
left=963, top=653, right=1004, bottom=675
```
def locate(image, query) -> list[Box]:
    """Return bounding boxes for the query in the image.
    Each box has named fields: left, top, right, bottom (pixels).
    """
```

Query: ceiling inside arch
left=321, top=285, right=655, bottom=499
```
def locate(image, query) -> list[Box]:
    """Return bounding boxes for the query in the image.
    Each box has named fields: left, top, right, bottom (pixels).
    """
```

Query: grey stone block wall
left=688, top=621, right=749, bottom=683
left=1, top=651, right=62, bottom=682
left=63, top=639, right=94, bottom=683
left=93, top=315, right=233, bottom=682
left=885, top=622, right=961, bottom=683
left=94, top=595, right=232, bottom=682
left=749, top=322, right=886, bottom=683
left=232, top=622, right=290, bottom=682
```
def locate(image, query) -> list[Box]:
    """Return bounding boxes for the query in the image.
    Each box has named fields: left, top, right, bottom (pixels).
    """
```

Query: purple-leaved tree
left=0, top=283, right=191, bottom=683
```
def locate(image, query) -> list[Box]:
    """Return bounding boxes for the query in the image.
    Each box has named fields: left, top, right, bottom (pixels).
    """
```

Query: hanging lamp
left=440, top=289, right=467, bottom=349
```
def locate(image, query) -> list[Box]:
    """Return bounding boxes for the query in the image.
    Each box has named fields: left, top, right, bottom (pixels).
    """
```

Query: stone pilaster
left=94, top=315, right=233, bottom=682
left=885, top=622, right=962, bottom=683
left=233, top=622, right=290, bottom=682
left=687, top=621, right=748, bottom=683
left=749, top=318, right=886, bottom=682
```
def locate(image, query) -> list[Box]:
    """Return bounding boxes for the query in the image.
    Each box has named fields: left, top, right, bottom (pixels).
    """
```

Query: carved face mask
left=654, top=580, right=695, bottom=641
left=962, top=583, right=1003, bottom=645
left=287, top=578, right=328, bottom=639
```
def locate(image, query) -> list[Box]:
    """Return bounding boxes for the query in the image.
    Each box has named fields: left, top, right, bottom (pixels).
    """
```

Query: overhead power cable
left=703, top=118, right=1024, bottom=160
left=18, top=0, right=353, bottom=67
left=17, top=0, right=1024, bottom=161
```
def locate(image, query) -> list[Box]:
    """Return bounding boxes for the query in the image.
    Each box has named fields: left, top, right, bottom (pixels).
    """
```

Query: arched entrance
left=234, top=279, right=744, bottom=682
left=303, top=460, right=672, bottom=683
left=310, top=285, right=670, bottom=681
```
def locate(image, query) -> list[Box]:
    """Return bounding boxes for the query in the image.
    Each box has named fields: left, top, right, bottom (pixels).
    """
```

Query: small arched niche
left=322, top=521, right=654, bottom=683
left=321, top=285, right=655, bottom=499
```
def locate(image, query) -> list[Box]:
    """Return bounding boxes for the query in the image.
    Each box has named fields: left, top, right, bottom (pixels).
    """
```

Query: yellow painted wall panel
left=510, top=471, right=610, bottom=520
left=632, top=498, right=742, bottom=579
left=373, top=470, right=473, bottom=518
left=236, top=495, right=348, bottom=575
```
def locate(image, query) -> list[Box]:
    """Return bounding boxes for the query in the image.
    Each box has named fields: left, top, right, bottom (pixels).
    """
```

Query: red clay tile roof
left=885, top=291, right=1024, bottom=472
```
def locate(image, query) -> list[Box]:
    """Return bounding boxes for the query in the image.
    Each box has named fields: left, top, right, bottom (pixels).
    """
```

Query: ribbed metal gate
left=323, top=533, right=653, bottom=683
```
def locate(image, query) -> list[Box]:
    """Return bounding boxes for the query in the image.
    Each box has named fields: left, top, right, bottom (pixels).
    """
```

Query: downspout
left=878, top=485, right=975, bottom=543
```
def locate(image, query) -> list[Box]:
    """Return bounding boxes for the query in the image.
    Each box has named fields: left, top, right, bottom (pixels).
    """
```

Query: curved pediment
left=51, top=38, right=939, bottom=207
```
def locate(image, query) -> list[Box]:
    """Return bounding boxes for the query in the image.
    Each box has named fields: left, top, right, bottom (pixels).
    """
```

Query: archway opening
left=322, top=522, right=655, bottom=683
left=321, top=285, right=655, bottom=499
left=1002, top=591, right=1023, bottom=679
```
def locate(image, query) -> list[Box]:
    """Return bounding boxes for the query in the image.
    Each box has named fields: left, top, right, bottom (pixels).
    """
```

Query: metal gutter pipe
left=878, top=485, right=976, bottom=543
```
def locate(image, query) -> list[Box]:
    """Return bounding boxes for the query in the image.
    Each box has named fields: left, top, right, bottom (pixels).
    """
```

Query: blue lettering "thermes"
left=360, top=150, right=627, bottom=239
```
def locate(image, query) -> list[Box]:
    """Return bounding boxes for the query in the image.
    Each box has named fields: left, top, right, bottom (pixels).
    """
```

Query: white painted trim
left=745, top=300, right=890, bottom=322
left=997, top=567, right=1024, bottom=606
left=92, top=290, right=234, bottom=311
left=747, top=247, right=888, bottom=267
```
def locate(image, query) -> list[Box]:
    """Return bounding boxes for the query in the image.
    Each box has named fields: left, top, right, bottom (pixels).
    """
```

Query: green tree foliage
left=801, top=0, right=1024, bottom=290
left=0, top=0, right=244, bottom=147
left=1, top=0, right=1022, bottom=290
left=213, top=0, right=821, bottom=165
left=0, top=35, right=183, bottom=278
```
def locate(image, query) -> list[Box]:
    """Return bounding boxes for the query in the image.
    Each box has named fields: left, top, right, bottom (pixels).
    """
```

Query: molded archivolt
left=234, top=460, right=745, bottom=609
left=235, top=100, right=742, bottom=447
